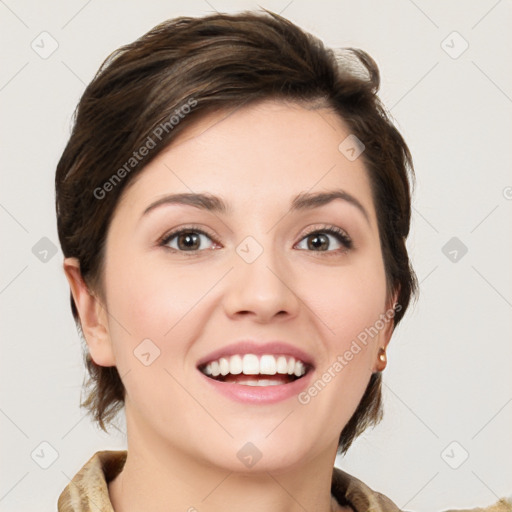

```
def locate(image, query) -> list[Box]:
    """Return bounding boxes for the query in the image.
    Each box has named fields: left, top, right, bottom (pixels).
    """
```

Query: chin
left=193, top=429, right=322, bottom=475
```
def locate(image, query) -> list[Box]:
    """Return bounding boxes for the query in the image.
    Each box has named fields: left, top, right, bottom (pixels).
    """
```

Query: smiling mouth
left=198, top=354, right=311, bottom=386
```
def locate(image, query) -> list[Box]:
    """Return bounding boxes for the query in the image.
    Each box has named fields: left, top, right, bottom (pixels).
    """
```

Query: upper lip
left=196, top=341, right=315, bottom=369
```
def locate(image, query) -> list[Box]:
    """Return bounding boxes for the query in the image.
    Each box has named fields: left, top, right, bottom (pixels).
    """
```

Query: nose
left=222, top=240, right=301, bottom=323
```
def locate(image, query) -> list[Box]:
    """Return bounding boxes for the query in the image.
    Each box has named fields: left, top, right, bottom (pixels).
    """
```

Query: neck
left=108, top=411, right=348, bottom=512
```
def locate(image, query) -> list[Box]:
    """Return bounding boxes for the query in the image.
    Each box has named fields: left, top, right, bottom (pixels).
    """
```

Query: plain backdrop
left=1, top=1, right=511, bottom=511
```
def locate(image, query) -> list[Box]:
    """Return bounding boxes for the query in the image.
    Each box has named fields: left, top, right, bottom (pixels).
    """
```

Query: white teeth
left=242, top=354, right=260, bottom=375
left=219, top=357, right=229, bottom=376
left=276, top=356, right=288, bottom=374
left=294, top=360, right=305, bottom=377
left=259, top=354, right=277, bottom=375
left=210, top=360, right=220, bottom=377
left=238, top=378, right=283, bottom=387
left=201, top=354, right=307, bottom=379
left=287, top=358, right=295, bottom=375
left=229, top=355, right=242, bottom=375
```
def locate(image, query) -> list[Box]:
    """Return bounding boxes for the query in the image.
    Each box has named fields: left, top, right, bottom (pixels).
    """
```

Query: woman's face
left=97, top=100, right=394, bottom=471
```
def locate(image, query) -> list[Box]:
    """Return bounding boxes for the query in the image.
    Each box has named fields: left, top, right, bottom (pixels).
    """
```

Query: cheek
left=310, top=255, right=388, bottom=350
left=103, top=250, right=221, bottom=375
left=101, top=254, right=210, bottom=417
left=106, top=251, right=198, bottom=336
left=298, top=252, right=387, bottom=418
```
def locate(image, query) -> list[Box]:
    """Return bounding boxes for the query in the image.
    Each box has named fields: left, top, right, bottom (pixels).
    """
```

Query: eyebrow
left=142, top=189, right=370, bottom=223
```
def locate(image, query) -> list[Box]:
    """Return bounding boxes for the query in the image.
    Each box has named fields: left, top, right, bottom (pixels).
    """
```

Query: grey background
left=1, top=1, right=511, bottom=510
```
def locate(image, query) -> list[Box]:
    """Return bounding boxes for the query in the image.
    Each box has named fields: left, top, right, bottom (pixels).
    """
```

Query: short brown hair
left=55, top=9, right=417, bottom=454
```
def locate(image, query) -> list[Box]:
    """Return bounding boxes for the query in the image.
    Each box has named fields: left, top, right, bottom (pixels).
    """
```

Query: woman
left=55, top=10, right=511, bottom=512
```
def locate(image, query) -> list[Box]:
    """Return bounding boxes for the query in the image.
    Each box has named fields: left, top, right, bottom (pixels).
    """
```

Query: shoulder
left=331, top=467, right=512, bottom=512
left=442, top=498, right=512, bottom=512
left=57, top=450, right=127, bottom=512
left=331, top=466, right=404, bottom=511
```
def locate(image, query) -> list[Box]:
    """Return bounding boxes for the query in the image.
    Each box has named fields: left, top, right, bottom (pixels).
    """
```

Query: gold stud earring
left=377, top=348, right=387, bottom=371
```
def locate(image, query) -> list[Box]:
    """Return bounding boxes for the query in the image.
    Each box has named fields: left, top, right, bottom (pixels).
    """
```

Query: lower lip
left=198, top=370, right=314, bottom=404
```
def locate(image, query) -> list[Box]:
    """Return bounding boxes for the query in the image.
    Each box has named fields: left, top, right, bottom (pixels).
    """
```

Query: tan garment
left=58, top=450, right=512, bottom=512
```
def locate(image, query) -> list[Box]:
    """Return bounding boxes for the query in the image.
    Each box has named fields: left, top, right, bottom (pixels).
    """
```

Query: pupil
left=179, top=232, right=199, bottom=250
left=308, top=234, right=328, bottom=251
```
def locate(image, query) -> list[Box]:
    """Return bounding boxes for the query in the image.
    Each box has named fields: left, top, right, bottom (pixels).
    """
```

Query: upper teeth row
left=202, top=354, right=306, bottom=377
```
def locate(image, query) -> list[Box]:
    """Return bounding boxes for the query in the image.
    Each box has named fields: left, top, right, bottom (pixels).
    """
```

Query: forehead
left=116, top=99, right=376, bottom=224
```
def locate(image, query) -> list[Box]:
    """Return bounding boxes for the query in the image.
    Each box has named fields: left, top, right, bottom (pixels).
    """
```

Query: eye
left=158, top=224, right=352, bottom=254
left=295, top=225, right=353, bottom=253
left=159, top=226, right=219, bottom=252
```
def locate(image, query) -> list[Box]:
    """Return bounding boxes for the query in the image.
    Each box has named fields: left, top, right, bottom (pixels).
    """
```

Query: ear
left=63, top=257, right=116, bottom=367
left=372, top=289, right=400, bottom=373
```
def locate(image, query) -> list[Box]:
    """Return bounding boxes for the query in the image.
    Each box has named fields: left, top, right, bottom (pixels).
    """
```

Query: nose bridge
left=223, top=233, right=299, bottom=320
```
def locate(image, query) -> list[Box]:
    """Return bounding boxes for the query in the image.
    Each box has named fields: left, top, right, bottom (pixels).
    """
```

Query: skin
left=64, top=99, right=396, bottom=512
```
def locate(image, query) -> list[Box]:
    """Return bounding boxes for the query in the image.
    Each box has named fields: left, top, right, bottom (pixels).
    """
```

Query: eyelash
left=158, top=224, right=353, bottom=256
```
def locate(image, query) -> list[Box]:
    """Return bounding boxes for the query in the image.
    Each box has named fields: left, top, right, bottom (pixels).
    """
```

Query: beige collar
left=58, top=450, right=511, bottom=512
